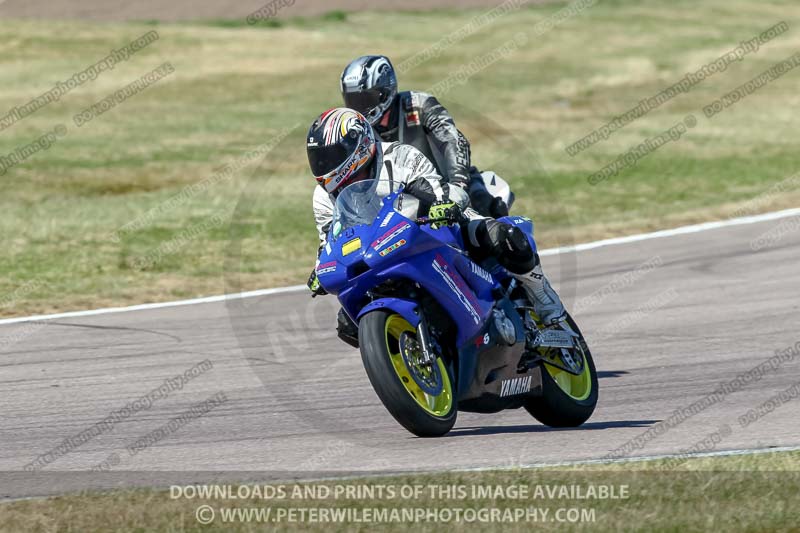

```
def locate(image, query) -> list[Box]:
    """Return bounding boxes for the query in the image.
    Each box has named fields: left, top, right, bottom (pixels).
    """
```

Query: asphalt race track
left=2, top=213, right=799, bottom=499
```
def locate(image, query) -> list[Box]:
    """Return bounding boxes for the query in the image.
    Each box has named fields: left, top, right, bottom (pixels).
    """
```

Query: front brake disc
left=399, top=331, right=443, bottom=396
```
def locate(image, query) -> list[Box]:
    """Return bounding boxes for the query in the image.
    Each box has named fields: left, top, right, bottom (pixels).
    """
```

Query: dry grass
left=1, top=450, right=798, bottom=532
left=1, top=0, right=799, bottom=315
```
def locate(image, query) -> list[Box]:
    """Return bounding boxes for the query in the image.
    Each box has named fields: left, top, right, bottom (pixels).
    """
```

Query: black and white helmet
left=340, top=55, right=398, bottom=126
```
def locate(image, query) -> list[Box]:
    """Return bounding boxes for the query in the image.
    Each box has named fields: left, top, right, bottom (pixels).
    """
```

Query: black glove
left=489, top=196, right=509, bottom=218
left=469, top=187, right=495, bottom=218
left=307, top=269, right=327, bottom=297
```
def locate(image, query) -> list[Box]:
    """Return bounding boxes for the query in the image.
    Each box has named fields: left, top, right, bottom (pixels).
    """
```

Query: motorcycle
left=316, top=179, right=598, bottom=437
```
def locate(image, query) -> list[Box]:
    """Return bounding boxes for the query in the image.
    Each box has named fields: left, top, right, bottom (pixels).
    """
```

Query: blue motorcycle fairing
left=318, top=192, right=497, bottom=347
left=357, top=297, right=420, bottom=328
left=317, top=186, right=546, bottom=408
left=337, top=239, right=493, bottom=347
left=454, top=294, right=527, bottom=394
left=453, top=254, right=495, bottom=301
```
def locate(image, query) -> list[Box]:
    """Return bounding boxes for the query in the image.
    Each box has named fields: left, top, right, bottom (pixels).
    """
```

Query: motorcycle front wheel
left=359, top=310, right=457, bottom=437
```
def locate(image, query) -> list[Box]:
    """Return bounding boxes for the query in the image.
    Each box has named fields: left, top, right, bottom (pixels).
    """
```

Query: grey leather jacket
left=374, top=91, right=471, bottom=189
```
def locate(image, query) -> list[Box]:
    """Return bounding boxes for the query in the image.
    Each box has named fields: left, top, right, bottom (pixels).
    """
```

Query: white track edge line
left=0, top=285, right=307, bottom=325
left=299, top=444, right=800, bottom=484
left=537, top=206, right=800, bottom=256
left=1, top=207, right=798, bottom=326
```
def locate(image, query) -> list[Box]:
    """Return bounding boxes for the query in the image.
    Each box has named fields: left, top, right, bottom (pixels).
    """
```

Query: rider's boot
left=512, top=263, right=567, bottom=326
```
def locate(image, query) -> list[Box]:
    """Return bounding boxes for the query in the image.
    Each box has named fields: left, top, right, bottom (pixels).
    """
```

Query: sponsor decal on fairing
left=432, top=254, right=481, bottom=324
left=316, top=261, right=336, bottom=275
left=379, top=239, right=407, bottom=257
left=372, top=221, right=410, bottom=250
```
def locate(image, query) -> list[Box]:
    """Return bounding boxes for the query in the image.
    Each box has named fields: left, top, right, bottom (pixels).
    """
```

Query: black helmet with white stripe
left=340, top=55, right=398, bottom=126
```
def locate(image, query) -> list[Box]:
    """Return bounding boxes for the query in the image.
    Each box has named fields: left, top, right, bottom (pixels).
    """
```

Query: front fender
left=356, top=298, right=420, bottom=328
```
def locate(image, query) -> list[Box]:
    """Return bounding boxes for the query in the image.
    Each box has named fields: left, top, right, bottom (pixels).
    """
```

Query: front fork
left=415, top=313, right=436, bottom=366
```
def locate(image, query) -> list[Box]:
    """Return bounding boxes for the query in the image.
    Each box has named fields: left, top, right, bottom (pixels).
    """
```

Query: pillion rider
left=339, top=54, right=512, bottom=219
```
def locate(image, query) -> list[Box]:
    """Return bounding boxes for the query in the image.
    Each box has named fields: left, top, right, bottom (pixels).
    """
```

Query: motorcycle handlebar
left=415, top=216, right=450, bottom=226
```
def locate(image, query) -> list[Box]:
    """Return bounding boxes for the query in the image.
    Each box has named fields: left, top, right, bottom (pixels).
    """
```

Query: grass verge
left=1, top=450, right=798, bottom=531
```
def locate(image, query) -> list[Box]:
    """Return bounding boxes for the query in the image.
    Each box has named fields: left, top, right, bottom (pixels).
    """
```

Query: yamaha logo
left=471, top=262, right=493, bottom=284
left=499, top=376, right=533, bottom=397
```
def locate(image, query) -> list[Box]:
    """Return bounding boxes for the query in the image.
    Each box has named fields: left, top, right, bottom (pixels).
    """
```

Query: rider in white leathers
left=305, top=108, right=565, bottom=347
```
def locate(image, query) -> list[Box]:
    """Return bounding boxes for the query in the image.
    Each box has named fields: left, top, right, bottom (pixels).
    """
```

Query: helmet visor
left=343, top=89, right=385, bottom=116
left=307, top=130, right=361, bottom=177
left=308, top=143, right=348, bottom=177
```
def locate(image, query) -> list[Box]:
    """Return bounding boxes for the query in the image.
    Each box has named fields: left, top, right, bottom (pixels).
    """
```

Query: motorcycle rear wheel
left=359, top=310, right=457, bottom=437
left=525, top=313, right=598, bottom=427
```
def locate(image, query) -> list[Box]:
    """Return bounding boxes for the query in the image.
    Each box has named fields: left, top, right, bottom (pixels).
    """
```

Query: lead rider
left=306, top=108, right=566, bottom=347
